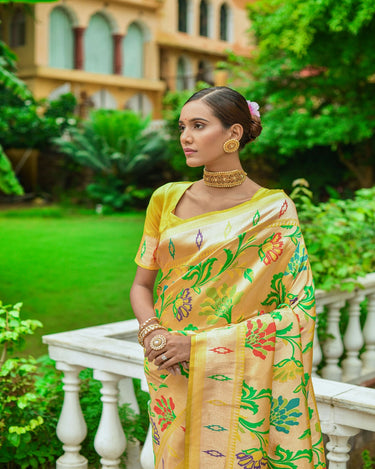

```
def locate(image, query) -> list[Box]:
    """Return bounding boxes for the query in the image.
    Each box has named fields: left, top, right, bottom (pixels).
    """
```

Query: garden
left=1, top=0, right=375, bottom=467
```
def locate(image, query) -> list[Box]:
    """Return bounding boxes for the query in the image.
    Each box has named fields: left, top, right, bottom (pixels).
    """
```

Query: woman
left=130, top=87, right=325, bottom=468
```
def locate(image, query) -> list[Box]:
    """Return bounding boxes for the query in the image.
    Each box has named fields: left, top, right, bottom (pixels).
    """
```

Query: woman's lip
left=183, top=149, right=196, bottom=155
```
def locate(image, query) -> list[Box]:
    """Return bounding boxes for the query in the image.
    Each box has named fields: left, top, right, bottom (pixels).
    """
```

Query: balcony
left=43, top=272, right=375, bottom=468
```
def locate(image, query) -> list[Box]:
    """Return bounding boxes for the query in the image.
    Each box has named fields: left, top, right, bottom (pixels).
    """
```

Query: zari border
left=184, top=331, right=208, bottom=468
left=225, top=323, right=246, bottom=469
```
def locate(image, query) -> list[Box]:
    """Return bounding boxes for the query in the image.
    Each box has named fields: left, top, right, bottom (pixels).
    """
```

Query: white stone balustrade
left=43, top=273, right=375, bottom=468
left=314, top=272, right=375, bottom=384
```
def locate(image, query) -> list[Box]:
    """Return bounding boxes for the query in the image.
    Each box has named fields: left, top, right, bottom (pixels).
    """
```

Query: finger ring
left=161, top=354, right=168, bottom=361
left=150, top=334, right=167, bottom=351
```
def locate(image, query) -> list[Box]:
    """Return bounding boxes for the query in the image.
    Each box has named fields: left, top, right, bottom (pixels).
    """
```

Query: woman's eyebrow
left=178, top=117, right=209, bottom=124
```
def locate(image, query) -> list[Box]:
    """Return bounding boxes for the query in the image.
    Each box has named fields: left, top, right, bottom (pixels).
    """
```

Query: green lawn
left=0, top=207, right=145, bottom=356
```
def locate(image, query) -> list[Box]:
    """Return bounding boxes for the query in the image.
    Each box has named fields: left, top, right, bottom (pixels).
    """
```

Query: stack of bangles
left=138, top=316, right=167, bottom=350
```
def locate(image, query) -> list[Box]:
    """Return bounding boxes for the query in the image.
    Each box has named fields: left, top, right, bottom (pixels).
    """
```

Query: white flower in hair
left=247, top=101, right=260, bottom=117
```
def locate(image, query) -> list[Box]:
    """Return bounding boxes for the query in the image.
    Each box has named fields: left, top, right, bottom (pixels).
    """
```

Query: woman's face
left=178, top=100, right=231, bottom=169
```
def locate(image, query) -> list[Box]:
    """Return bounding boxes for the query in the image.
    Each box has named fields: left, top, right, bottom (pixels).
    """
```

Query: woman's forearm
left=130, top=283, right=157, bottom=325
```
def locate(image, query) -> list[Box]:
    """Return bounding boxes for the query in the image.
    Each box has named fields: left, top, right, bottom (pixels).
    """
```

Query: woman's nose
left=180, top=129, right=192, bottom=144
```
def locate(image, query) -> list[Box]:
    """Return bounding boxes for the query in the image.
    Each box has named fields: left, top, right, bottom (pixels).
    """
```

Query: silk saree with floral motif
left=135, top=182, right=326, bottom=469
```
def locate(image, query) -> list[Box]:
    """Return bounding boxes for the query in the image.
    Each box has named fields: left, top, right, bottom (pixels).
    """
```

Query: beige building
left=0, top=0, right=252, bottom=118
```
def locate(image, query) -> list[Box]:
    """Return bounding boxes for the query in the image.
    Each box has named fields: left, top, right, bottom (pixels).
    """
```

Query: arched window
left=178, top=0, right=188, bottom=32
left=84, top=13, right=113, bottom=74
left=199, top=0, right=208, bottom=37
left=49, top=7, right=74, bottom=69
left=125, top=93, right=152, bottom=118
left=220, top=3, right=229, bottom=41
left=10, top=9, right=26, bottom=47
left=123, top=23, right=144, bottom=78
left=91, top=89, right=117, bottom=109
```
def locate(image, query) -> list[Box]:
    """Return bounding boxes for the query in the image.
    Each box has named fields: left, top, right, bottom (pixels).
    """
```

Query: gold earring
left=223, top=139, right=240, bottom=153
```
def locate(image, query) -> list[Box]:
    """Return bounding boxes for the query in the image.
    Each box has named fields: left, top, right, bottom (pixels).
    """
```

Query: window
left=177, top=56, right=194, bottom=90
left=10, top=9, right=26, bottom=47
left=84, top=13, right=113, bottom=74
left=220, top=3, right=228, bottom=41
left=125, top=93, right=152, bottom=118
left=199, top=0, right=208, bottom=37
left=196, top=60, right=213, bottom=85
left=49, top=8, right=74, bottom=69
left=123, top=23, right=144, bottom=78
left=178, top=0, right=188, bottom=32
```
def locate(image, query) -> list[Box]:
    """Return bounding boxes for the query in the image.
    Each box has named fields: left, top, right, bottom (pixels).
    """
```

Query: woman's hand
left=144, top=330, right=191, bottom=375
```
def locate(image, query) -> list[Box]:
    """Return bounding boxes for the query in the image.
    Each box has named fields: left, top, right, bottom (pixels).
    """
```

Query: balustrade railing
left=312, top=272, right=375, bottom=383
left=43, top=272, right=375, bottom=469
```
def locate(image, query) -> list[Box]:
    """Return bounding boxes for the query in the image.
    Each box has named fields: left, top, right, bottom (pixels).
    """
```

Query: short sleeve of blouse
left=134, top=186, right=165, bottom=270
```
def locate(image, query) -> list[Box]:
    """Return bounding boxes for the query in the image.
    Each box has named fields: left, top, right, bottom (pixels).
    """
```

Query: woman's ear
left=230, top=123, right=244, bottom=141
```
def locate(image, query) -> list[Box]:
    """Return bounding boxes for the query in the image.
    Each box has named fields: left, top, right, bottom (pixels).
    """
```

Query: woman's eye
left=194, top=123, right=204, bottom=129
left=178, top=126, right=185, bottom=133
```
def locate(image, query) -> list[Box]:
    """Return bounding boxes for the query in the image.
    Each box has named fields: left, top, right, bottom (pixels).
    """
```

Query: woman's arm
left=130, top=266, right=159, bottom=326
left=130, top=266, right=191, bottom=374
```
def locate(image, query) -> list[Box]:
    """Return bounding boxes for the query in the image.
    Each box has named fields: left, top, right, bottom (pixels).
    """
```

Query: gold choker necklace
left=203, top=168, right=247, bottom=188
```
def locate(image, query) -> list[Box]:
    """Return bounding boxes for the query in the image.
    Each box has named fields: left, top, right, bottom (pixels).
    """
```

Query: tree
left=0, top=0, right=57, bottom=196
left=236, top=0, right=375, bottom=188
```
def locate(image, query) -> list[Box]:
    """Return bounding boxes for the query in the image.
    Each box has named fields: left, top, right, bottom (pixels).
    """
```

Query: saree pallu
left=135, top=182, right=326, bottom=469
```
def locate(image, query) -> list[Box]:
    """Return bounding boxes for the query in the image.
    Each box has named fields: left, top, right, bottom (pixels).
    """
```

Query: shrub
left=54, top=110, right=173, bottom=211
left=0, top=92, right=77, bottom=151
left=0, top=301, right=149, bottom=468
left=291, top=180, right=375, bottom=290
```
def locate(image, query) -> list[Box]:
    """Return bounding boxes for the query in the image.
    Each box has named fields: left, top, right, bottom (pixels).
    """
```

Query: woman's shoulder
left=256, top=187, right=298, bottom=219
left=151, top=181, right=193, bottom=202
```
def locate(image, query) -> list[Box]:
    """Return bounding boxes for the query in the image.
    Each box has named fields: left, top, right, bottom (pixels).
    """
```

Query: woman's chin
left=185, top=158, right=203, bottom=168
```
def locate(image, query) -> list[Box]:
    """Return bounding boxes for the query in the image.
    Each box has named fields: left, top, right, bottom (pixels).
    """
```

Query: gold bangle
left=138, top=324, right=167, bottom=347
left=139, top=316, right=159, bottom=331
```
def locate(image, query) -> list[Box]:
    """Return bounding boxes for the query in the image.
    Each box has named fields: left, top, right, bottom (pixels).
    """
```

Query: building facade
left=0, top=0, right=252, bottom=118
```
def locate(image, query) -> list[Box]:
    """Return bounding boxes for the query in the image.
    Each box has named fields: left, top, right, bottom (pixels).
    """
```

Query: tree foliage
left=235, top=0, right=375, bottom=188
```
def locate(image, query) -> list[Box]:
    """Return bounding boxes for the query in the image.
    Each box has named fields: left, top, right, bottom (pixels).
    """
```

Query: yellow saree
left=135, top=182, right=326, bottom=469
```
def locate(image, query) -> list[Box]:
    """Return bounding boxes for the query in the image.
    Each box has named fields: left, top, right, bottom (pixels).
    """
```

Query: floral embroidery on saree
left=135, top=182, right=326, bottom=469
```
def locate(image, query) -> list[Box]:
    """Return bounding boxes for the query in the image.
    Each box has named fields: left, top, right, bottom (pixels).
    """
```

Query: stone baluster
left=342, top=294, right=365, bottom=381
left=55, top=362, right=88, bottom=469
left=362, top=292, right=375, bottom=374
left=140, top=424, right=155, bottom=469
left=312, top=304, right=324, bottom=376
left=321, top=422, right=360, bottom=469
left=93, top=370, right=127, bottom=469
left=321, top=300, right=345, bottom=381
left=118, top=378, right=142, bottom=469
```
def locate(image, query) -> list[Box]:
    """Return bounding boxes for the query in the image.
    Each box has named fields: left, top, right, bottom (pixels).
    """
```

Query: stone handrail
left=313, top=272, right=375, bottom=383
left=43, top=271, right=375, bottom=469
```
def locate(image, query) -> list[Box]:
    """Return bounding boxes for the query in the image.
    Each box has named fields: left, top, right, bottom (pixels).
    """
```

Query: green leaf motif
left=140, top=240, right=146, bottom=258
left=253, top=210, right=261, bottom=226
left=241, top=382, right=272, bottom=414
left=261, top=273, right=286, bottom=307
left=268, top=445, right=313, bottom=469
left=238, top=416, right=265, bottom=432
left=183, top=258, right=217, bottom=293
left=168, top=238, right=175, bottom=259
left=244, top=268, right=254, bottom=283
left=298, top=286, right=316, bottom=318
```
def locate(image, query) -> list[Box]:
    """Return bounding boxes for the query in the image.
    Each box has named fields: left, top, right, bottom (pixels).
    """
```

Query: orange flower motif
left=258, top=233, right=284, bottom=265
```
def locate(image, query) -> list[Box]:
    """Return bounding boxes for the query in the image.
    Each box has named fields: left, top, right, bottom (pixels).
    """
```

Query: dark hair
left=184, top=86, right=262, bottom=149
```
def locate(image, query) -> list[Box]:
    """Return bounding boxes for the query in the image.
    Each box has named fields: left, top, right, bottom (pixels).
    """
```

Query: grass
left=0, top=206, right=145, bottom=357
